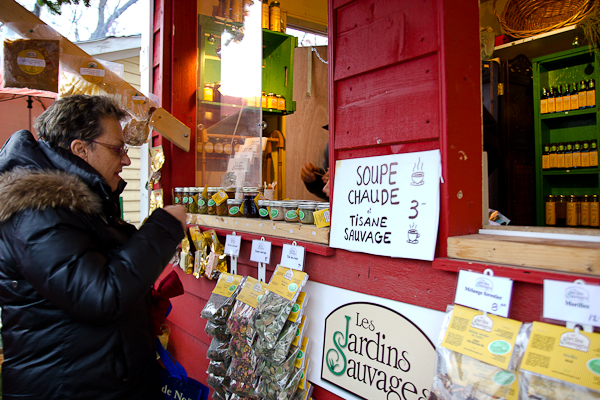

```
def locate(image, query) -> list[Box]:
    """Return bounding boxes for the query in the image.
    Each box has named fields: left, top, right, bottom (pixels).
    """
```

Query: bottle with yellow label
left=547, top=87, right=556, bottom=113
left=203, top=83, right=214, bottom=102
left=581, top=195, right=590, bottom=226
left=579, top=80, right=587, bottom=109
left=269, top=1, right=281, bottom=32
left=214, top=138, right=223, bottom=154
left=276, top=94, right=285, bottom=111
left=540, top=87, right=548, bottom=114
left=563, top=83, right=571, bottom=110
left=572, top=141, right=581, bottom=168
left=555, top=84, right=563, bottom=112
left=581, top=140, right=590, bottom=167
left=571, top=82, right=579, bottom=110
left=545, top=195, right=556, bottom=226
left=267, top=92, right=277, bottom=109
left=261, top=91, right=267, bottom=108
left=542, top=143, right=550, bottom=169
left=565, top=142, right=573, bottom=169
left=549, top=143, right=557, bottom=169
left=566, top=195, right=579, bottom=226
left=204, top=139, right=214, bottom=154
left=590, top=139, right=598, bottom=167
left=590, top=195, right=599, bottom=227
left=262, top=0, right=269, bottom=29
left=557, top=142, right=565, bottom=168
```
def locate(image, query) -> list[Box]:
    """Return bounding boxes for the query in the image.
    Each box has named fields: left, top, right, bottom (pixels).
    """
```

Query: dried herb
left=251, top=290, right=294, bottom=345
left=255, top=366, right=302, bottom=400
left=226, top=300, right=256, bottom=358
left=206, top=373, right=230, bottom=399
left=207, top=359, right=230, bottom=376
left=254, top=345, right=300, bottom=388
left=254, top=319, right=300, bottom=364
left=277, top=367, right=303, bottom=400
left=207, top=337, right=230, bottom=361
left=205, top=320, right=231, bottom=342
left=228, top=378, right=258, bottom=399
left=201, top=275, right=246, bottom=324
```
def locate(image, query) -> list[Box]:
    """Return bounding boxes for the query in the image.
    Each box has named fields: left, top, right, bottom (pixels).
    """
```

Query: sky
left=14, top=0, right=146, bottom=42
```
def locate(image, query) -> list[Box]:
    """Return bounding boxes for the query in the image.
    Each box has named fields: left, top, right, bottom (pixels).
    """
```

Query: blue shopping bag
left=157, top=338, right=209, bottom=400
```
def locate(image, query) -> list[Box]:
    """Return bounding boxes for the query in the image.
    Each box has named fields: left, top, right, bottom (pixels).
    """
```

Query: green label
left=292, top=304, right=300, bottom=313
left=296, top=328, right=300, bottom=337
left=488, top=340, right=511, bottom=355
left=229, top=206, right=240, bottom=215
left=228, top=285, right=237, bottom=292
left=286, top=210, right=297, bottom=219
left=208, top=199, right=216, bottom=206
left=271, top=209, right=279, bottom=218
left=297, top=350, right=304, bottom=359
left=198, top=199, right=206, bottom=206
left=259, top=208, right=269, bottom=217
left=588, top=359, right=600, bottom=376
left=288, top=283, right=298, bottom=293
left=299, top=210, right=305, bottom=220
left=256, top=294, right=264, bottom=302
left=174, top=197, right=180, bottom=203
left=182, top=197, right=188, bottom=204
left=493, top=371, right=515, bottom=386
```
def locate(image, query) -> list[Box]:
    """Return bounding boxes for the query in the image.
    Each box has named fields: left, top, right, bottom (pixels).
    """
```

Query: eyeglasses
left=90, top=140, right=129, bottom=157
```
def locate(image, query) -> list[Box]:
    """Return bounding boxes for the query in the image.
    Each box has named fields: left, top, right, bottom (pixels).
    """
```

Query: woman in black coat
left=0, top=95, right=186, bottom=399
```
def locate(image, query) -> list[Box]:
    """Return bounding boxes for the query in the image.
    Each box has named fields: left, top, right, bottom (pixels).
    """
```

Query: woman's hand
left=163, top=205, right=187, bottom=231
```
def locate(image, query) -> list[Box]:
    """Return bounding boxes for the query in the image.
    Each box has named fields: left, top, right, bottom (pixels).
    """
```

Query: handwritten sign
left=280, top=244, right=305, bottom=271
left=543, top=280, right=600, bottom=327
left=224, top=234, right=242, bottom=257
left=329, top=150, right=441, bottom=261
left=250, top=239, right=272, bottom=264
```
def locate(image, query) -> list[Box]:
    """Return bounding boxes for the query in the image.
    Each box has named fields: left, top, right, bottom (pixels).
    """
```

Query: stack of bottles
left=540, top=79, right=595, bottom=113
left=545, top=194, right=599, bottom=227
left=541, top=140, right=598, bottom=169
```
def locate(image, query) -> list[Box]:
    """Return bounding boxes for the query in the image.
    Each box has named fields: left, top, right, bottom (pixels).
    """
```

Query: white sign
left=250, top=239, right=271, bottom=264
left=329, top=150, right=441, bottom=261
left=244, top=137, right=268, bottom=151
left=454, top=270, right=514, bottom=317
left=224, top=234, right=242, bottom=257
left=227, top=158, right=249, bottom=173
left=280, top=244, right=305, bottom=271
left=544, top=280, right=600, bottom=327
left=235, top=151, right=255, bottom=164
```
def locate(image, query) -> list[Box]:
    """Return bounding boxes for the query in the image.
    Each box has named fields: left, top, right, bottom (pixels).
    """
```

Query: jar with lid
left=214, top=187, right=228, bottom=216
left=566, top=195, right=579, bottom=227
left=298, top=202, right=317, bottom=224
left=243, top=187, right=261, bottom=218
left=224, top=187, right=236, bottom=201
left=207, top=187, right=218, bottom=215
left=257, top=200, right=270, bottom=219
left=276, top=94, right=285, bottom=111
left=174, top=187, right=184, bottom=206
left=269, top=0, right=281, bottom=32
left=269, top=200, right=284, bottom=221
left=591, top=195, right=599, bottom=227
left=198, top=187, right=208, bottom=214
left=282, top=201, right=299, bottom=222
left=545, top=195, right=556, bottom=226
left=227, top=199, right=243, bottom=217
left=267, top=93, right=277, bottom=109
left=182, top=187, right=191, bottom=212
left=188, top=187, right=198, bottom=213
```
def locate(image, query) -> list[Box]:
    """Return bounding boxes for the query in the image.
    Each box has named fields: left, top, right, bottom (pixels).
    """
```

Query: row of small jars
left=229, top=200, right=330, bottom=225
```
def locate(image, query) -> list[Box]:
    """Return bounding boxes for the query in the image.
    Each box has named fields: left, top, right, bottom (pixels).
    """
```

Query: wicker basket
left=493, top=0, right=597, bottom=39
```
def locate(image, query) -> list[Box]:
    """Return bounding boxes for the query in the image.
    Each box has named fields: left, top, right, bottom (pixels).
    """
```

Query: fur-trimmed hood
left=0, top=168, right=102, bottom=223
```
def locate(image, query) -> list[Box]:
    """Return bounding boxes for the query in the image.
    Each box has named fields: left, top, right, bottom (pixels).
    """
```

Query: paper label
left=520, top=321, right=600, bottom=392
left=313, top=208, right=331, bottom=228
left=454, top=270, right=514, bottom=317
left=267, top=265, right=307, bottom=301
left=441, top=305, right=522, bottom=370
left=543, top=280, right=600, bottom=327
left=280, top=243, right=305, bottom=271
left=212, top=273, right=243, bottom=297
left=80, top=60, right=105, bottom=84
left=236, top=277, right=266, bottom=308
left=288, top=292, right=308, bottom=322
left=224, top=234, right=242, bottom=257
left=250, top=239, right=272, bottom=264
left=17, top=50, right=45, bottom=74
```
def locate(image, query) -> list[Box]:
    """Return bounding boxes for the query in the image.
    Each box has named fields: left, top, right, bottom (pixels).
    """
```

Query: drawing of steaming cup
left=407, top=229, right=420, bottom=244
left=411, top=171, right=425, bottom=186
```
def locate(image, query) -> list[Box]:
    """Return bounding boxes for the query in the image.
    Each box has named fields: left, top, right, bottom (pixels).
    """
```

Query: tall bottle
left=557, top=142, right=565, bottom=168
left=590, top=139, right=598, bottom=167
left=588, top=78, right=596, bottom=108
left=262, top=0, right=269, bottom=29
left=549, top=143, right=558, bottom=169
left=540, top=87, right=548, bottom=114
left=571, top=82, right=579, bottom=110
left=547, top=87, right=556, bottom=113
left=563, top=83, right=571, bottom=110
left=573, top=141, right=582, bottom=168
left=565, top=142, right=573, bottom=169
left=542, top=143, right=550, bottom=169
left=579, top=80, right=587, bottom=109
left=555, top=84, right=563, bottom=112
left=581, top=140, right=590, bottom=167
left=269, top=0, right=281, bottom=32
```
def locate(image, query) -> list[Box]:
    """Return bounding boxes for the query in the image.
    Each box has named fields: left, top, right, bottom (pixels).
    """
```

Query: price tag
left=250, top=239, right=271, bottom=264
left=454, top=270, right=513, bottom=317
left=280, top=243, right=305, bottom=271
left=543, top=280, right=600, bottom=327
left=224, top=234, right=242, bottom=257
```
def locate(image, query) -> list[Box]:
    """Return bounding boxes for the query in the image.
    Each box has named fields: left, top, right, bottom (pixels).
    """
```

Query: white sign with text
left=454, top=270, right=514, bottom=317
left=543, top=280, right=600, bottom=327
left=227, top=157, right=249, bottom=173
left=224, top=234, right=242, bottom=257
left=280, top=244, right=305, bottom=271
left=329, top=150, right=441, bottom=261
left=250, top=239, right=272, bottom=264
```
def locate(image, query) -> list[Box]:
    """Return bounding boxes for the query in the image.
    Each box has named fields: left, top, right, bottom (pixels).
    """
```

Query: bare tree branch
left=90, top=0, right=138, bottom=39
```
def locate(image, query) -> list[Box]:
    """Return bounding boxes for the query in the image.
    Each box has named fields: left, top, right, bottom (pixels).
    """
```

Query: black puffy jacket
left=0, top=130, right=184, bottom=399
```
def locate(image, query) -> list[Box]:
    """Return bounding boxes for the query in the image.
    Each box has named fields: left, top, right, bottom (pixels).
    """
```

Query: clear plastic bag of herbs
left=206, top=373, right=230, bottom=399
left=201, top=275, right=246, bottom=324
left=254, top=318, right=300, bottom=364
left=226, top=299, right=257, bottom=358
left=207, top=337, right=230, bottom=361
left=205, top=320, right=231, bottom=341
left=207, top=358, right=231, bottom=376
left=255, top=366, right=302, bottom=400
left=254, top=345, right=300, bottom=388
left=228, top=377, right=259, bottom=399
left=226, top=355, right=259, bottom=398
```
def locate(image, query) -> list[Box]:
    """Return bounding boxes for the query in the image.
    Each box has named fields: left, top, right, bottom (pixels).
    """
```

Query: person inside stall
left=0, top=94, right=187, bottom=400
left=300, top=124, right=330, bottom=200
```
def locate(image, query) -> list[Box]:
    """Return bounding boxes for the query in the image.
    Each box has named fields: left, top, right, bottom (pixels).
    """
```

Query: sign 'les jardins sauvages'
left=329, top=150, right=441, bottom=261
left=322, top=303, right=436, bottom=400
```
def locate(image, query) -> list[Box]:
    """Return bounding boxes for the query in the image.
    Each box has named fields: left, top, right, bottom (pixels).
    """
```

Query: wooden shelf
left=542, top=168, right=600, bottom=176
left=186, top=213, right=330, bottom=245
left=540, top=107, right=596, bottom=120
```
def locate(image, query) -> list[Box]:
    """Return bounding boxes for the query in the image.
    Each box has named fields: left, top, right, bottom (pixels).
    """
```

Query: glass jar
left=188, top=187, right=198, bottom=213
left=225, top=187, right=236, bottom=201
left=207, top=187, right=218, bottom=215
left=258, top=200, right=270, bottom=219
left=282, top=201, right=299, bottom=223
left=276, top=94, right=285, bottom=111
left=227, top=199, right=243, bottom=217
left=174, top=187, right=184, bottom=206
left=267, top=93, right=277, bottom=109
left=298, top=201, right=317, bottom=224
left=243, top=187, right=261, bottom=218
left=198, top=187, right=208, bottom=214
left=182, top=187, right=191, bottom=212
left=269, top=200, right=284, bottom=221
left=216, top=200, right=228, bottom=216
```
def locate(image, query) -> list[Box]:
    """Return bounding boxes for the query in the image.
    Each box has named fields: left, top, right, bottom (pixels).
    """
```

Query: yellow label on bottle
left=548, top=97, right=555, bottom=113
left=269, top=7, right=281, bottom=31
left=212, top=272, right=243, bottom=297
left=565, top=153, right=573, bottom=168
left=203, top=87, right=213, bottom=102
left=591, top=203, right=599, bottom=227
left=590, top=150, right=598, bottom=167
left=581, top=202, right=590, bottom=226
left=277, top=97, right=285, bottom=111
left=566, top=202, right=578, bottom=226
left=579, top=91, right=587, bottom=108
left=555, top=96, right=563, bottom=112
left=545, top=202, right=556, bottom=225
left=17, top=49, right=46, bottom=75
left=236, top=277, right=266, bottom=308
left=441, top=305, right=522, bottom=370
left=573, top=152, right=581, bottom=167
left=557, top=154, right=565, bottom=168
left=267, top=266, right=307, bottom=301
left=549, top=154, right=557, bottom=169
left=262, top=3, right=269, bottom=29
left=520, top=321, right=600, bottom=392
left=563, top=95, right=571, bottom=110
left=571, top=94, right=579, bottom=109
left=542, top=154, right=550, bottom=169
left=267, top=96, right=277, bottom=109
left=588, top=89, right=596, bottom=107
left=582, top=152, right=590, bottom=167
left=540, top=99, right=547, bottom=114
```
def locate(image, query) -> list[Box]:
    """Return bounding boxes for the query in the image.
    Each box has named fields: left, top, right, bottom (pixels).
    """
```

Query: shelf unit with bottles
left=533, top=46, right=599, bottom=227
